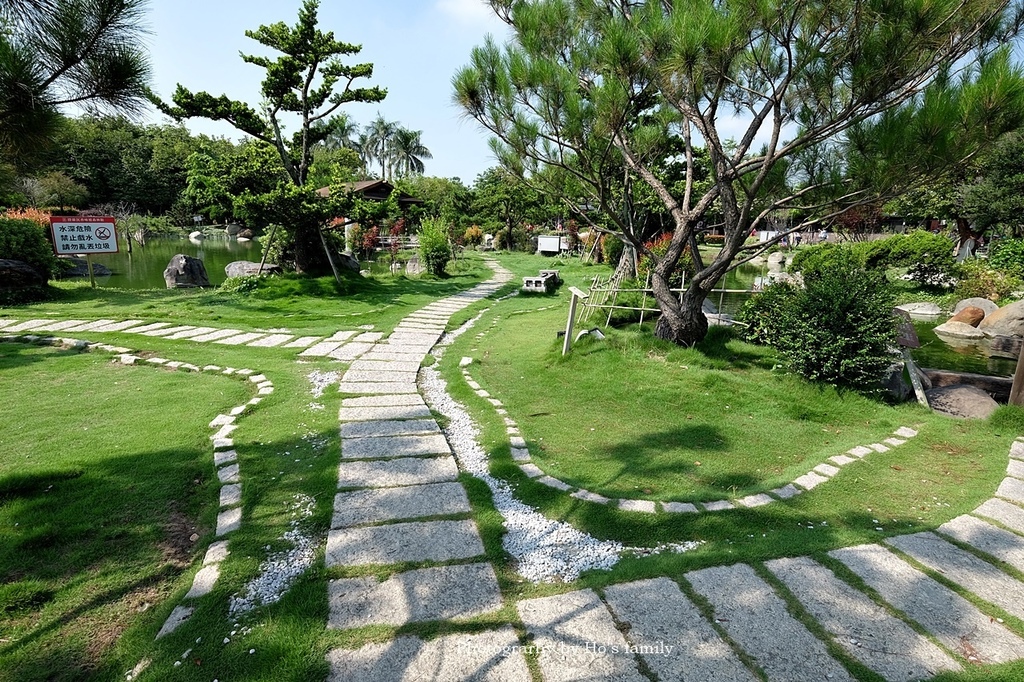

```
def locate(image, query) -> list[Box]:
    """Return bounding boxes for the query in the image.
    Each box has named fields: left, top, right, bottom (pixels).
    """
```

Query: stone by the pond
left=954, top=297, right=999, bottom=317
left=933, top=320, right=986, bottom=339
left=948, top=306, right=986, bottom=327
left=980, top=299, right=1024, bottom=338
left=925, top=384, right=998, bottom=419
left=896, top=301, right=941, bottom=319
left=0, top=258, right=46, bottom=288
left=163, top=254, right=210, bottom=288
left=59, top=257, right=112, bottom=277
left=224, top=260, right=282, bottom=278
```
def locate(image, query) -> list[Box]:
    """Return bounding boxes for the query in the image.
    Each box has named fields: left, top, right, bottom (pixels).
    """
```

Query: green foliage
left=601, top=233, right=624, bottom=265
left=792, top=232, right=954, bottom=285
left=963, top=133, right=1024, bottom=237
left=463, top=225, right=483, bottom=246
left=419, top=217, right=453, bottom=276
left=737, top=281, right=800, bottom=347
left=953, top=260, right=1022, bottom=301
left=219, top=275, right=261, bottom=294
left=637, top=233, right=693, bottom=286
left=744, top=253, right=899, bottom=391
left=990, top=404, right=1024, bottom=433
left=0, top=217, right=57, bottom=277
left=988, top=238, right=1024, bottom=278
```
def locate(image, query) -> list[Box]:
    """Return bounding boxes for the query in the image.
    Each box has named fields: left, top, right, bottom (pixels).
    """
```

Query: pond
left=911, top=322, right=1016, bottom=378
left=58, top=234, right=261, bottom=289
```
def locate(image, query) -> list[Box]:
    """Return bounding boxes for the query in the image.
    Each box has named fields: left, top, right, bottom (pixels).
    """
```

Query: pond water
left=911, top=322, right=1015, bottom=377
left=58, top=235, right=261, bottom=289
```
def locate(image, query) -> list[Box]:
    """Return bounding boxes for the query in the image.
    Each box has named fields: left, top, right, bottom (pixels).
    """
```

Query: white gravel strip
left=308, top=370, right=341, bottom=398
left=422, top=316, right=700, bottom=583
left=229, top=494, right=318, bottom=616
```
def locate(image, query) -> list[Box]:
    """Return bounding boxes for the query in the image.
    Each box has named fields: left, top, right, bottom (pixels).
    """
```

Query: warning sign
left=49, top=216, right=119, bottom=255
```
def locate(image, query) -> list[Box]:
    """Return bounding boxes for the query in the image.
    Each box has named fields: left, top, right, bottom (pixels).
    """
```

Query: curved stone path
left=9, top=266, right=1024, bottom=681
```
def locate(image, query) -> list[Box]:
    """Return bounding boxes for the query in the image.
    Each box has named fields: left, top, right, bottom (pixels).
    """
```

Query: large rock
left=896, top=302, right=941, bottom=320
left=238, top=228, right=254, bottom=239
left=0, top=259, right=46, bottom=287
left=188, top=230, right=204, bottom=240
left=337, top=252, right=361, bottom=273
left=947, top=306, right=985, bottom=327
left=225, top=224, right=241, bottom=236
left=224, top=260, right=282, bottom=278
left=925, top=384, right=999, bottom=420
left=164, top=254, right=210, bottom=289
left=59, top=257, right=111, bottom=278
left=954, top=297, right=999, bottom=317
left=979, top=299, right=1024, bottom=338
left=933, top=320, right=985, bottom=340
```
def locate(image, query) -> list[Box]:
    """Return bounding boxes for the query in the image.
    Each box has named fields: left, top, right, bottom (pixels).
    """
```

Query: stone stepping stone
left=31, top=320, right=87, bottom=332
left=938, top=514, right=1024, bottom=572
left=348, top=359, right=422, bottom=373
left=144, top=325, right=197, bottom=337
left=216, top=507, right=241, bottom=536
left=974, top=498, right=1024, bottom=535
left=766, top=556, right=959, bottom=679
left=247, top=333, right=293, bottom=347
left=397, top=322, right=446, bottom=331
left=156, top=605, right=194, bottom=638
left=4, top=319, right=53, bottom=332
left=603, top=577, right=756, bottom=682
left=886, top=532, right=1024, bottom=621
left=332, top=482, right=470, bottom=528
left=215, top=332, right=266, bottom=345
left=124, top=322, right=171, bottom=334
left=343, top=370, right=418, bottom=384
left=0, top=319, right=18, bottom=329
left=328, top=330, right=358, bottom=341
left=184, top=564, right=220, bottom=599
left=339, top=382, right=420, bottom=395
left=341, top=394, right=426, bottom=408
left=300, top=340, right=346, bottom=356
left=328, top=563, right=502, bottom=629
left=330, top=343, right=376, bottom=361
left=165, top=326, right=217, bottom=339
left=91, top=319, right=145, bottom=332
left=341, top=419, right=440, bottom=439
left=60, top=319, right=115, bottom=332
left=189, top=328, right=243, bottom=342
left=997, top=477, right=1024, bottom=504
left=339, top=404, right=432, bottom=422
left=337, top=456, right=459, bottom=489
left=686, top=563, right=854, bottom=682
left=326, top=519, right=484, bottom=566
left=830, top=544, right=1024, bottom=663
left=353, top=331, right=383, bottom=342
left=282, top=335, right=320, bottom=348
left=518, top=589, right=646, bottom=682
left=359, top=351, right=427, bottom=362
left=325, top=627, right=530, bottom=682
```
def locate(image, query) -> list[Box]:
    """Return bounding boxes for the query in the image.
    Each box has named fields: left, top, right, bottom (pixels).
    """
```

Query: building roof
left=315, top=179, right=423, bottom=204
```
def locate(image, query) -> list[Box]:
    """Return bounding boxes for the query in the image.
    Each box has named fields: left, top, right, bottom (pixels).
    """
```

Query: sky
left=143, top=0, right=511, bottom=184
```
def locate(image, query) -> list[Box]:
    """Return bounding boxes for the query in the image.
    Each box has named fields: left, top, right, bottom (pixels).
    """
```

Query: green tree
left=389, top=127, right=432, bottom=179
left=455, top=0, right=1024, bottom=345
left=963, top=132, right=1024, bottom=237
left=365, top=114, right=398, bottom=180
left=157, top=0, right=385, bottom=274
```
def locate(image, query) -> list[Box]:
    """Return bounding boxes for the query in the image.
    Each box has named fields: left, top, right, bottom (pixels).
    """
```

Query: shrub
left=704, top=234, right=725, bottom=246
left=953, top=260, right=1022, bottom=301
left=3, top=207, right=50, bottom=228
left=601, top=233, right=623, bottom=265
left=744, top=251, right=899, bottom=392
left=220, top=275, right=260, bottom=294
left=0, top=217, right=57, bottom=277
left=463, top=225, right=483, bottom=247
left=419, top=217, right=452, bottom=276
left=637, top=233, right=693, bottom=286
left=989, top=238, right=1024, bottom=279
left=888, top=231, right=955, bottom=285
left=737, top=280, right=800, bottom=347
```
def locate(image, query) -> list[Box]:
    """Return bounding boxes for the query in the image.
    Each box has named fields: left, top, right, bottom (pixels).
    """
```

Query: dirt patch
left=159, top=508, right=201, bottom=568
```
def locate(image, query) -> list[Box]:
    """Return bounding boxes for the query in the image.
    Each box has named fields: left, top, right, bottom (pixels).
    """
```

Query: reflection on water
left=57, top=234, right=261, bottom=289
left=911, top=323, right=1015, bottom=377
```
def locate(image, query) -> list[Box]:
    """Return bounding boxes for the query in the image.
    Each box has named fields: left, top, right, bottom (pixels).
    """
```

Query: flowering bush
left=463, top=225, right=483, bottom=246
left=637, top=233, right=693, bottom=286
left=4, top=207, right=51, bottom=228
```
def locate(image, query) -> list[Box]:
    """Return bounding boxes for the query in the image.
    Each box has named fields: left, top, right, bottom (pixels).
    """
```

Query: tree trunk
left=650, top=271, right=709, bottom=346
left=613, top=242, right=636, bottom=280
left=292, top=223, right=332, bottom=275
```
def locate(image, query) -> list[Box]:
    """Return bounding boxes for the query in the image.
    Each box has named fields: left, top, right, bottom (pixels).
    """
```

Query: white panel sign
left=49, top=216, right=119, bottom=255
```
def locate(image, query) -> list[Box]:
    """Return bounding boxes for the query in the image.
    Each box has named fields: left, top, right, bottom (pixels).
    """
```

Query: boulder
left=238, top=228, right=254, bottom=239
left=947, top=306, right=985, bottom=327
left=224, top=260, right=282, bottom=278
left=164, top=254, right=210, bottom=289
left=954, top=297, right=999, bottom=317
left=767, top=251, right=786, bottom=265
left=895, top=302, right=941, bottom=320
left=225, top=224, right=241, bottom=236
left=188, top=231, right=204, bottom=240
left=979, top=299, right=1024, bottom=338
left=59, top=257, right=111, bottom=278
left=925, top=384, right=999, bottom=419
left=933, top=320, right=986, bottom=340
left=0, top=259, right=46, bottom=287
left=337, top=251, right=361, bottom=273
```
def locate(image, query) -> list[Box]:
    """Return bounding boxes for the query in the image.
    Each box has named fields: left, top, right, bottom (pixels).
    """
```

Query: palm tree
left=0, top=0, right=152, bottom=167
left=321, top=112, right=360, bottom=152
left=388, top=127, right=432, bottom=179
left=365, top=113, right=398, bottom=180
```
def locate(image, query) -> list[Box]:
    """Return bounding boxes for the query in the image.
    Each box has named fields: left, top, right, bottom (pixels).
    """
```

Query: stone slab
left=142, top=325, right=194, bottom=337
left=325, top=627, right=531, bottom=682
left=517, top=589, right=646, bottom=682
left=702, top=500, right=734, bottom=511
left=662, top=501, right=698, bottom=513
left=868, top=443, right=890, bottom=453
left=348, top=360, right=422, bottom=373
left=332, top=482, right=470, bottom=528
left=813, top=463, right=840, bottom=477
left=91, top=319, right=144, bottom=332
left=341, top=419, right=440, bottom=439
left=337, top=456, right=459, bottom=489
left=343, top=370, right=418, bottom=384
left=328, top=563, right=501, bottom=629
left=341, top=394, right=426, bottom=408
left=220, top=483, right=241, bottom=508
left=519, top=463, right=543, bottom=478
left=330, top=343, right=376, bottom=361
left=537, top=476, right=572, bottom=492
left=163, top=326, right=216, bottom=339
left=829, top=454, right=856, bottom=466
left=184, top=564, right=221, bottom=599
left=60, top=319, right=115, bottom=331
left=203, top=540, right=230, bottom=565
left=213, top=449, right=237, bottom=466
left=686, top=563, right=854, bottom=682
left=31, top=320, right=86, bottom=332
left=282, top=335, right=320, bottom=348
left=974, top=498, right=1024, bottom=536
left=325, top=519, right=484, bottom=566
left=216, top=507, right=241, bottom=536
left=124, top=322, right=172, bottom=334
left=359, top=351, right=426, bottom=362
left=847, top=445, right=873, bottom=457
left=618, top=498, right=657, bottom=513
left=997, top=477, right=1024, bottom=504
left=156, top=605, right=193, bottom=638
left=571, top=489, right=610, bottom=505
left=339, top=405, right=433, bottom=422
left=341, top=433, right=450, bottom=459
left=884, top=437, right=907, bottom=447
left=4, top=319, right=53, bottom=332
left=339, top=382, right=420, bottom=395
left=938, top=514, right=1024, bottom=572
left=1008, top=459, right=1024, bottom=479
left=217, top=464, right=240, bottom=484
left=737, top=493, right=774, bottom=507
left=886, top=532, right=1024, bottom=621
left=188, top=328, right=243, bottom=342
left=300, top=340, right=346, bottom=357
left=247, top=333, right=293, bottom=347
left=510, top=447, right=530, bottom=462
left=604, top=578, right=756, bottom=682
left=353, top=332, right=383, bottom=342
left=894, top=426, right=918, bottom=438
left=831, top=543, right=1024, bottom=664
left=771, top=484, right=801, bottom=500
left=328, top=330, right=357, bottom=341
left=794, top=471, right=829, bottom=490
left=766, top=556, right=959, bottom=680
left=215, top=332, right=266, bottom=345
left=1011, top=440, right=1024, bottom=460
